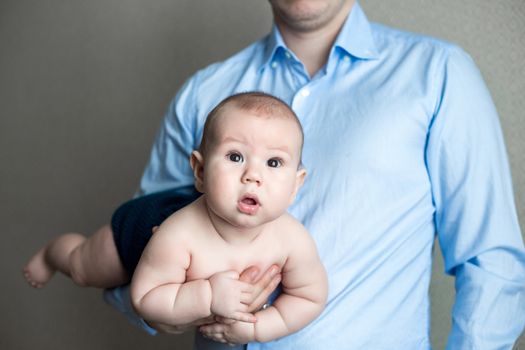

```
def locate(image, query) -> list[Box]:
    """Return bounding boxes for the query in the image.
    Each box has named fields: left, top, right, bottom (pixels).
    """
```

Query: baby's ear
left=289, top=168, right=307, bottom=204
left=190, top=151, right=205, bottom=193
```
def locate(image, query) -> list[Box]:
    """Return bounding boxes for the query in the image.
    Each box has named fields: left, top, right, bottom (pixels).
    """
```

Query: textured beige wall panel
left=1, top=0, right=523, bottom=349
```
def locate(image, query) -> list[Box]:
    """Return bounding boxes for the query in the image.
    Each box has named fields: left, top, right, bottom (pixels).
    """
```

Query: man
left=108, top=0, right=525, bottom=348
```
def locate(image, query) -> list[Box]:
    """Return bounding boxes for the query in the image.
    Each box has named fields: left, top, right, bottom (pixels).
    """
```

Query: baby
left=24, top=92, right=328, bottom=344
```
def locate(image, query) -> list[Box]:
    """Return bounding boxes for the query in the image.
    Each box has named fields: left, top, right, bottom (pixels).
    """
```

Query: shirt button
left=301, top=89, right=310, bottom=97
left=271, top=61, right=278, bottom=69
left=343, top=55, right=350, bottom=63
left=284, top=51, right=291, bottom=59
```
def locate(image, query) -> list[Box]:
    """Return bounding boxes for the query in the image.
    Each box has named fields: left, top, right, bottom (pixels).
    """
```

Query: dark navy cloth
left=111, top=187, right=200, bottom=274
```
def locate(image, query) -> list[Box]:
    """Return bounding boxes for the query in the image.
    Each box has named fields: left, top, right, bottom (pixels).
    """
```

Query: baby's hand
left=200, top=319, right=255, bottom=345
left=209, top=271, right=257, bottom=323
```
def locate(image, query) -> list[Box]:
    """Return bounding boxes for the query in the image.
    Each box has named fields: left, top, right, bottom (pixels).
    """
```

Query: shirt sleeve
left=137, top=75, right=200, bottom=196
left=425, top=46, right=525, bottom=349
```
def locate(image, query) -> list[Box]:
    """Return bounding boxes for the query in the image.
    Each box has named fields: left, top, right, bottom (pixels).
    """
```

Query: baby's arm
left=130, top=224, right=212, bottom=326
left=253, top=225, right=328, bottom=342
left=199, top=223, right=327, bottom=343
left=130, top=219, right=257, bottom=326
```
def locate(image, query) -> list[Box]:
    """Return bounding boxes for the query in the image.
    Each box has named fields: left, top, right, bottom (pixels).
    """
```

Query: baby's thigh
left=73, top=225, right=129, bottom=287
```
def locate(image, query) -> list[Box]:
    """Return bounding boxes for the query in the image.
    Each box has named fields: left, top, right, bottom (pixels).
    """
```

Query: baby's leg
left=24, top=233, right=85, bottom=288
left=24, top=225, right=129, bottom=289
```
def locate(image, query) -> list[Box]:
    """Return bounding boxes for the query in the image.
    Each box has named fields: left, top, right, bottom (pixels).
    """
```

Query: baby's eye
left=267, top=158, right=282, bottom=168
left=228, top=153, right=243, bottom=163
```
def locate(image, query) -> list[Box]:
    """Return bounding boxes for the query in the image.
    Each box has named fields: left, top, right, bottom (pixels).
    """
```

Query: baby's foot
left=23, top=247, right=55, bottom=288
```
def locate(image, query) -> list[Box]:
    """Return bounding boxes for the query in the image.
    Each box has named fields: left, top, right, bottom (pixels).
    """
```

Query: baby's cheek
left=271, top=188, right=294, bottom=212
left=208, top=178, right=229, bottom=198
left=206, top=167, right=228, bottom=187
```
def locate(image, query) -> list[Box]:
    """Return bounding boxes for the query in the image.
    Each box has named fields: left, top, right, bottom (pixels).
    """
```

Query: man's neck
left=276, top=1, right=354, bottom=77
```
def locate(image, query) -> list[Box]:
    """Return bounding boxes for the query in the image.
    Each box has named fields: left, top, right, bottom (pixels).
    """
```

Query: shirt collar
left=334, top=1, right=379, bottom=60
left=260, top=1, right=379, bottom=71
left=261, top=25, right=288, bottom=70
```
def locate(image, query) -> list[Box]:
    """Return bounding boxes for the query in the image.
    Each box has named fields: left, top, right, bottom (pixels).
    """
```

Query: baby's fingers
left=200, top=323, right=227, bottom=343
left=214, top=316, right=236, bottom=325
left=238, top=280, right=255, bottom=293
left=231, top=311, right=257, bottom=323
left=240, top=290, right=256, bottom=304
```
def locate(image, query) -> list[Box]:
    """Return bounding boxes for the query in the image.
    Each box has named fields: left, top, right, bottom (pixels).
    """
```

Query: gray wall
left=1, top=1, right=523, bottom=349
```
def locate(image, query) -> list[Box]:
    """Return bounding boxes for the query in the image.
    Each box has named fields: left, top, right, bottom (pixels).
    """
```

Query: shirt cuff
left=103, top=284, right=158, bottom=336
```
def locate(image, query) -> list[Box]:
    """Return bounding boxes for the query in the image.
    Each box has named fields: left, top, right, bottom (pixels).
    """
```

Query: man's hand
left=209, top=271, right=257, bottom=323
left=240, top=265, right=281, bottom=312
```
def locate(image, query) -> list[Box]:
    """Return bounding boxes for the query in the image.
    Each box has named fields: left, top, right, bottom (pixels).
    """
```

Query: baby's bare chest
left=184, top=236, right=287, bottom=281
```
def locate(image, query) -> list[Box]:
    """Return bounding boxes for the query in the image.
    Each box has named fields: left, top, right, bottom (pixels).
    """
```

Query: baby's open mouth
left=241, top=197, right=258, bottom=205
left=237, top=194, right=260, bottom=215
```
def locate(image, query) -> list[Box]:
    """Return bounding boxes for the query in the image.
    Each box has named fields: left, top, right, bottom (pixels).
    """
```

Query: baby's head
left=191, top=92, right=306, bottom=228
left=198, top=92, right=303, bottom=160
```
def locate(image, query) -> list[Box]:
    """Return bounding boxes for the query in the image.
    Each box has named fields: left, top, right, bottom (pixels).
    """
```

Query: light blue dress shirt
left=116, top=2, right=525, bottom=349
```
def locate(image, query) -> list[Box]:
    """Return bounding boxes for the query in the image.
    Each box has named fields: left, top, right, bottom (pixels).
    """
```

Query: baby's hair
left=198, top=92, right=304, bottom=158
